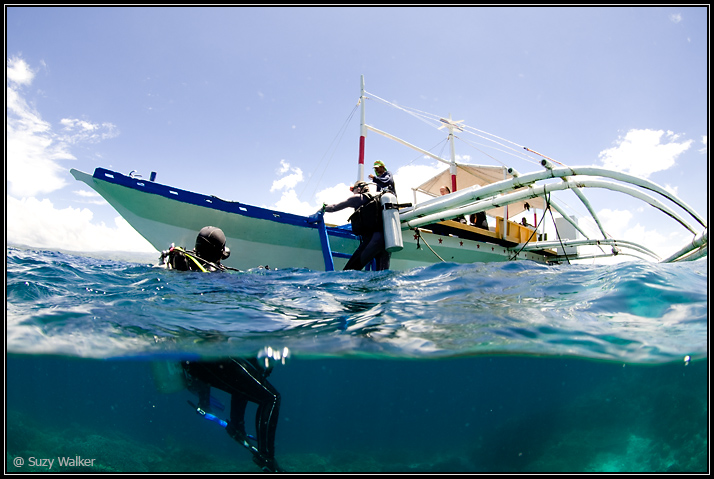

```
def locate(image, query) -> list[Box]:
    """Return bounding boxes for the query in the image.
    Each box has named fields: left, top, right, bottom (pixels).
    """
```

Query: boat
left=70, top=77, right=707, bottom=271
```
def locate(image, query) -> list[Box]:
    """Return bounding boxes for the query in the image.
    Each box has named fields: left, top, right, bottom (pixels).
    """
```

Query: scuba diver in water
left=183, top=357, right=282, bottom=473
left=160, top=226, right=232, bottom=272
left=323, top=180, right=391, bottom=271
left=161, top=226, right=284, bottom=473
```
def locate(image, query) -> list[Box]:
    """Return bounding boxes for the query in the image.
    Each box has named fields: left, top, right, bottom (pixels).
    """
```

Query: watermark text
left=12, top=456, right=97, bottom=469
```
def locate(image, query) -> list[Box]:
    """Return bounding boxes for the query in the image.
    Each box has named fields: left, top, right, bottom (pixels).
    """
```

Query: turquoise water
left=5, top=246, right=708, bottom=472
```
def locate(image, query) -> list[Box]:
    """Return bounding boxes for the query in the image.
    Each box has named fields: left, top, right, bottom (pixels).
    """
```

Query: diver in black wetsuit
left=162, top=226, right=283, bottom=473
left=183, top=357, right=282, bottom=472
left=323, top=180, right=391, bottom=271
left=161, top=226, right=231, bottom=272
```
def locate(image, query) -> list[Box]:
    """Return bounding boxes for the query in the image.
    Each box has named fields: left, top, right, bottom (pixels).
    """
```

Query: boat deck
left=424, top=220, right=558, bottom=257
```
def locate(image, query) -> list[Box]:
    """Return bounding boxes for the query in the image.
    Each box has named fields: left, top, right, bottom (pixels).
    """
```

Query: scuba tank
left=380, top=192, right=403, bottom=253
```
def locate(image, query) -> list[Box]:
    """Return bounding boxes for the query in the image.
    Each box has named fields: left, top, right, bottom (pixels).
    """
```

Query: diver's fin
left=187, top=401, right=283, bottom=472
left=209, top=395, right=225, bottom=411
left=187, top=401, right=260, bottom=455
left=253, top=454, right=285, bottom=473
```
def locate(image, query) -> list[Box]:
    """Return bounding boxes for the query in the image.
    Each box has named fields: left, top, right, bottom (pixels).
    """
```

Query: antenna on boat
left=358, top=75, right=367, bottom=182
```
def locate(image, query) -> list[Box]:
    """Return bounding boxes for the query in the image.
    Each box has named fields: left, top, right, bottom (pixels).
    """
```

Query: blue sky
left=6, top=6, right=708, bottom=262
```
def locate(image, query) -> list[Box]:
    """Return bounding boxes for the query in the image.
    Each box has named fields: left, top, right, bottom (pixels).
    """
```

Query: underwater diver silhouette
left=183, top=357, right=283, bottom=473
left=160, top=226, right=284, bottom=472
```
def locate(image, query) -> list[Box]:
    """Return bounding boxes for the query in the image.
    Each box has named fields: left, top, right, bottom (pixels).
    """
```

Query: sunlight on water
left=6, top=246, right=707, bottom=363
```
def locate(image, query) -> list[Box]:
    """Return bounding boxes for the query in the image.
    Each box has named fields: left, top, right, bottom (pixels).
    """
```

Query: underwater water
left=5, top=246, right=708, bottom=472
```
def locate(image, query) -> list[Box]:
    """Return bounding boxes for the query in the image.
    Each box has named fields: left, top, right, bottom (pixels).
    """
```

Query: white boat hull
left=71, top=168, right=553, bottom=270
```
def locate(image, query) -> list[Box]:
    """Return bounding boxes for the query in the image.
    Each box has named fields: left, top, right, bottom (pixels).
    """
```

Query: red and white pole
left=357, top=75, right=367, bottom=182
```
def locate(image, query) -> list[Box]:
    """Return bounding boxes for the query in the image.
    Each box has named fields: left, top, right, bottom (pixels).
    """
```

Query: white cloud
left=265, top=158, right=446, bottom=226
left=270, top=160, right=304, bottom=192
left=7, top=196, right=155, bottom=253
left=394, top=161, right=445, bottom=203
left=7, top=57, right=119, bottom=198
left=598, top=129, right=692, bottom=178
left=276, top=158, right=290, bottom=174
left=315, top=183, right=354, bottom=225
left=669, top=13, right=683, bottom=24
left=589, top=207, right=691, bottom=261
left=59, top=118, right=119, bottom=145
left=597, top=208, right=634, bottom=239
left=271, top=189, right=317, bottom=217
left=6, top=89, right=74, bottom=197
left=7, top=56, right=35, bottom=86
left=6, top=56, right=138, bottom=253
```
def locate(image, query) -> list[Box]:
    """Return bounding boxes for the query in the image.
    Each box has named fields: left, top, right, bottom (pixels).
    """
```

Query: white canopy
left=413, top=164, right=546, bottom=218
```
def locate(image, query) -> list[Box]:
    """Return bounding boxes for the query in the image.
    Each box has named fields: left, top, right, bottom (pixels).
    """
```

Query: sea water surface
left=6, top=246, right=708, bottom=472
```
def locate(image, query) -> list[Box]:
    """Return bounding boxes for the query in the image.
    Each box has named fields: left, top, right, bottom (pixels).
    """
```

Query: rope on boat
left=509, top=192, right=553, bottom=261
left=413, top=228, right=446, bottom=263
left=545, top=192, right=572, bottom=265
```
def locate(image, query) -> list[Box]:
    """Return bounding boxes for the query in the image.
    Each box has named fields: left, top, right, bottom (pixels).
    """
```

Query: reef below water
left=6, top=354, right=707, bottom=473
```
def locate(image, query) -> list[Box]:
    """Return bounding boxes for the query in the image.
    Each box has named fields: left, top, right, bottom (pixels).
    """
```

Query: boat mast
left=439, top=114, right=462, bottom=193
left=358, top=75, right=367, bottom=182
left=448, top=114, right=457, bottom=192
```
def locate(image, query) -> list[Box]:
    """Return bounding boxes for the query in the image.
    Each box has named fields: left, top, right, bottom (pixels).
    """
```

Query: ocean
left=6, top=246, right=708, bottom=472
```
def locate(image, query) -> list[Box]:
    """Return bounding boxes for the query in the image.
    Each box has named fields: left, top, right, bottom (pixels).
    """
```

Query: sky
left=6, top=6, right=709, bottom=263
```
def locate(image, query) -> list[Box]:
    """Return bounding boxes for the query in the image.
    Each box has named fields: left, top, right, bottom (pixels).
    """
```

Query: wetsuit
left=325, top=193, right=391, bottom=271
left=183, top=358, right=280, bottom=467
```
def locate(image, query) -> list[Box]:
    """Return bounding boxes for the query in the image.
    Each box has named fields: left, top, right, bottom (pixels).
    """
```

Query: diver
left=161, top=226, right=284, bottom=473
left=323, top=180, right=391, bottom=271
left=160, top=226, right=232, bottom=272
left=183, top=357, right=283, bottom=473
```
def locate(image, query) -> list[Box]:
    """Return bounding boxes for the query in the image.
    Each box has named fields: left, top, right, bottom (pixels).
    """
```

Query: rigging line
left=509, top=194, right=552, bottom=261
left=458, top=127, right=539, bottom=164
left=547, top=190, right=616, bottom=242
left=365, top=92, right=446, bottom=131
left=370, top=94, right=530, bottom=157
left=454, top=135, right=539, bottom=169
left=366, top=91, right=562, bottom=170
left=367, top=90, right=558, bottom=168
left=365, top=91, right=442, bottom=122
left=546, top=193, right=571, bottom=265
left=460, top=123, right=528, bottom=151
left=402, top=138, right=450, bottom=167
left=397, top=104, right=445, bottom=124
left=366, top=91, right=543, bottom=166
left=523, top=147, right=565, bottom=166
left=299, top=104, right=359, bottom=201
left=437, top=138, right=449, bottom=161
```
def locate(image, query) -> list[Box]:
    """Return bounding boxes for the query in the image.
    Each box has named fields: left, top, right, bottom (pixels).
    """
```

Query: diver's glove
left=307, top=205, right=326, bottom=224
